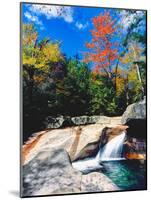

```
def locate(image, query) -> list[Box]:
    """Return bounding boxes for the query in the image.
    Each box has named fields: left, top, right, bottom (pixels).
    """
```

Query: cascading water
left=96, top=131, right=126, bottom=161
left=72, top=131, right=126, bottom=172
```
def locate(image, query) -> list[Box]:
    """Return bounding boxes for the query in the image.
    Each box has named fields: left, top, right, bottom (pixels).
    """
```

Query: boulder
left=22, top=149, right=82, bottom=196
left=123, top=137, right=146, bottom=160
left=121, top=98, right=146, bottom=124
left=45, top=115, right=113, bottom=128
left=71, top=116, right=90, bottom=125
left=74, top=141, right=99, bottom=161
left=45, top=116, right=65, bottom=128
left=71, top=116, right=111, bottom=125
left=121, top=99, right=146, bottom=157
left=22, top=117, right=123, bottom=165
left=22, top=148, right=119, bottom=197
left=81, top=172, right=119, bottom=192
left=98, top=125, right=129, bottom=147
left=23, top=125, right=103, bottom=165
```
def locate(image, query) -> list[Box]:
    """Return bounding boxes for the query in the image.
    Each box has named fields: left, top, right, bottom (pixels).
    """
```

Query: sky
left=22, top=3, right=146, bottom=59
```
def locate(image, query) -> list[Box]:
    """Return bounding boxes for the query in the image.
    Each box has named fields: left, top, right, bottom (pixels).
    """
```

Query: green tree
left=22, top=23, right=63, bottom=105
left=22, top=23, right=64, bottom=134
left=120, top=10, right=146, bottom=99
left=62, top=58, right=91, bottom=115
left=120, top=41, right=145, bottom=102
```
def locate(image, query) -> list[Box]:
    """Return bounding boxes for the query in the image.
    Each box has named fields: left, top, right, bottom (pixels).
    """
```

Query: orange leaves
left=99, top=49, right=108, bottom=57
left=92, top=11, right=115, bottom=37
left=85, top=11, right=118, bottom=73
left=86, top=43, right=95, bottom=49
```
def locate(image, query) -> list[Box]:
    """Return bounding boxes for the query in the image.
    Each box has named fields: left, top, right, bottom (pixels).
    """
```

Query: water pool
left=84, top=160, right=146, bottom=191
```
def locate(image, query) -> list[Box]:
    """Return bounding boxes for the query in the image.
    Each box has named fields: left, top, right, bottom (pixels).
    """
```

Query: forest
left=22, top=9, right=146, bottom=135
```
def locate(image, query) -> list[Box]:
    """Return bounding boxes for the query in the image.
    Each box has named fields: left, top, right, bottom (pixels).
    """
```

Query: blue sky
left=22, top=3, right=146, bottom=60
left=22, top=3, right=114, bottom=58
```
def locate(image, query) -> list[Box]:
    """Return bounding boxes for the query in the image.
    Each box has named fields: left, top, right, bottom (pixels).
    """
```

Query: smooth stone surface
left=22, top=149, right=82, bottom=196
left=22, top=117, right=122, bottom=165
left=81, top=172, right=119, bottom=192
left=96, top=116, right=111, bottom=124
left=22, top=148, right=119, bottom=197
left=121, top=99, right=146, bottom=124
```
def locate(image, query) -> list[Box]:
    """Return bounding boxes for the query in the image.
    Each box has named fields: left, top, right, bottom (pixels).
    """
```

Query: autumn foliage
left=85, top=11, right=118, bottom=73
left=22, top=9, right=146, bottom=136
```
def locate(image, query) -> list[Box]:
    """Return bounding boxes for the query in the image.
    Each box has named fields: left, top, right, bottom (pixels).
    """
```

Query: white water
left=72, top=131, right=126, bottom=172
left=96, top=131, right=126, bottom=161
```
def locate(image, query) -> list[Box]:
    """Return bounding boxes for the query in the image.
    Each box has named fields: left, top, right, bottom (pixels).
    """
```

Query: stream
left=72, top=131, right=146, bottom=190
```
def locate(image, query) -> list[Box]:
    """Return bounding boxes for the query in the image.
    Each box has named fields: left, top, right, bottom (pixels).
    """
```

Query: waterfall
left=72, top=131, right=126, bottom=172
left=96, top=131, right=126, bottom=161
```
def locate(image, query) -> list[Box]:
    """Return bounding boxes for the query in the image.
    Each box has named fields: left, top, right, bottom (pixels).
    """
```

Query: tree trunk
left=131, top=45, right=144, bottom=99
left=125, top=74, right=129, bottom=106
left=115, top=59, right=119, bottom=93
left=135, top=63, right=144, bottom=99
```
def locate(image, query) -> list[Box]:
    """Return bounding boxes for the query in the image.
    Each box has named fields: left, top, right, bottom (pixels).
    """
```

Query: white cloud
left=28, top=5, right=73, bottom=23
left=24, top=11, right=43, bottom=28
left=75, top=21, right=89, bottom=30
left=25, top=4, right=90, bottom=31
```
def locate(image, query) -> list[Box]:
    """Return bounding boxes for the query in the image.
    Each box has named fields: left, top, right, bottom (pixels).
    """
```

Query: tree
left=62, top=58, right=91, bottom=115
left=120, top=41, right=145, bottom=100
left=84, top=11, right=119, bottom=79
left=119, top=10, right=146, bottom=99
left=22, top=23, right=64, bottom=134
left=22, top=23, right=63, bottom=104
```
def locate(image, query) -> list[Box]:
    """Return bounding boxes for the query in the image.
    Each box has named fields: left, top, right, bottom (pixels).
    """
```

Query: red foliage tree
left=84, top=11, right=119, bottom=77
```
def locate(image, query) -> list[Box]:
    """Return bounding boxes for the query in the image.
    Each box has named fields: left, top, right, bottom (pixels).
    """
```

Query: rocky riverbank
left=21, top=99, right=146, bottom=196
left=22, top=116, right=123, bottom=196
left=22, top=116, right=123, bottom=165
left=22, top=148, right=119, bottom=197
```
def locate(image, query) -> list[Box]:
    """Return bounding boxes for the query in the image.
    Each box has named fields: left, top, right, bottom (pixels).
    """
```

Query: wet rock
left=74, top=141, right=99, bottom=161
left=124, top=137, right=146, bottom=160
left=99, top=125, right=129, bottom=147
left=125, top=152, right=146, bottom=160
